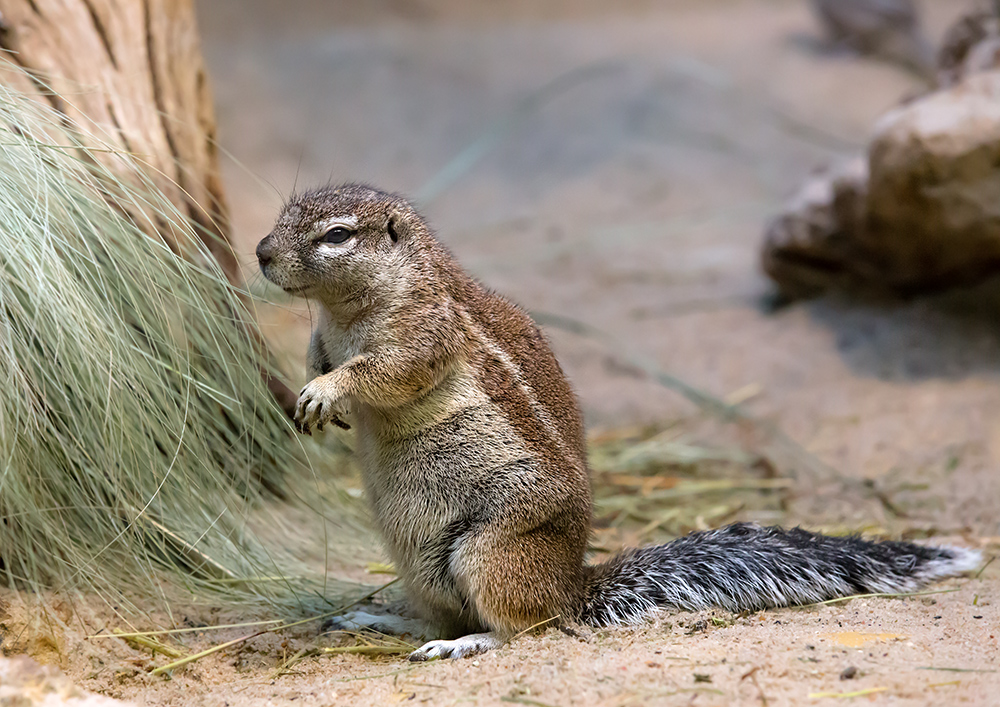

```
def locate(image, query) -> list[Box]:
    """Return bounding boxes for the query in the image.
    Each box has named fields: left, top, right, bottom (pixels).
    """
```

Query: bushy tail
left=579, top=523, right=981, bottom=626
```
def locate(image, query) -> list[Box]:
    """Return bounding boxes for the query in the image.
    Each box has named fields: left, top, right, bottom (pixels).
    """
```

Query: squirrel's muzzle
left=256, top=235, right=276, bottom=269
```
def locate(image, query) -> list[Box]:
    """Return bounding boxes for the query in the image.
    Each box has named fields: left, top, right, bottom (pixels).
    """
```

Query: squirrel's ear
left=386, top=210, right=410, bottom=244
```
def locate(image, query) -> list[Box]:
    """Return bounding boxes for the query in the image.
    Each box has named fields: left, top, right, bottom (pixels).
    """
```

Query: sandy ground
left=4, top=0, right=999, bottom=705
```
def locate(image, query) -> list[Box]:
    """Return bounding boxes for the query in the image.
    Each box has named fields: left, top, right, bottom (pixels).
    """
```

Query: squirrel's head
left=256, top=183, right=423, bottom=302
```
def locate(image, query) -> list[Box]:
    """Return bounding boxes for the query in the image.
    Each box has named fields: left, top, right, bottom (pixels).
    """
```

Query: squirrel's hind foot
left=408, top=632, right=502, bottom=661
left=323, top=609, right=426, bottom=638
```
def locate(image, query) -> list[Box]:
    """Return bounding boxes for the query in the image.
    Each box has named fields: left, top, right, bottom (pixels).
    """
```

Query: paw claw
left=293, top=376, right=349, bottom=435
left=407, top=642, right=449, bottom=661
left=321, top=616, right=351, bottom=633
left=332, top=415, right=351, bottom=430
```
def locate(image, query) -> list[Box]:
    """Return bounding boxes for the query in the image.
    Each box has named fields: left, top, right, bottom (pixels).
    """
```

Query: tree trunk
left=0, top=0, right=297, bottom=414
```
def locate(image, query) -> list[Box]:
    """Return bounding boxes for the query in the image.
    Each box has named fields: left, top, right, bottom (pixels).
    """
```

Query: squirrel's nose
left=256, top=236, right=275, bottom=268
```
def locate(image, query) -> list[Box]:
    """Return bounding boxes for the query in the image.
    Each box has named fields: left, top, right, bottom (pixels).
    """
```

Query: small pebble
left=840, top=666, right=858, bottom=680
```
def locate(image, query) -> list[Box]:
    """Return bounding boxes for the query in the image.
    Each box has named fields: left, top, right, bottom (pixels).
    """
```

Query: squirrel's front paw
left=294, top=376, right=351, bottom=434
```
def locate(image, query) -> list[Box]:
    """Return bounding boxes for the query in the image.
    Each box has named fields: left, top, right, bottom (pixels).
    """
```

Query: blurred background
left=195, top=0, right=995, bottom=534
left=1, top=2, right=996, bottom=702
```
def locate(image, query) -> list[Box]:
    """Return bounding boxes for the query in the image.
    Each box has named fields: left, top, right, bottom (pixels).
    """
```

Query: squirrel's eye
left=320, top=226, right=353, bottom=244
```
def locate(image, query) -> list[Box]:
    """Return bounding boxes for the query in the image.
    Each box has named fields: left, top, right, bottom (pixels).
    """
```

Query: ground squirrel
left=257, top=183, right=981, bottom=661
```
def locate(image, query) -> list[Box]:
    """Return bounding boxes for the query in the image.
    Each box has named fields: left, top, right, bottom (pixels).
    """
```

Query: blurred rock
left=938, top=8, right=1000, bottom=87
left=761, top=157, right=869, bottom=299
left=0, top=656, right=132, bottom=706
left=763, top=69, right=1000, bottom=297
left=864, top=70, right=1000, bottom=288
left=810, top=0, right=935, bottom=79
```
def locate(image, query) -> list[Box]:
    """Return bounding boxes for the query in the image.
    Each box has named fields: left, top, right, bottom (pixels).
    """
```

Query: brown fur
left=257, top=184, right=591, bottom=653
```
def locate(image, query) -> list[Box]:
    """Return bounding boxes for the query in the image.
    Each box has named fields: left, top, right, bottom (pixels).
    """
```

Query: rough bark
left=0, top=0, right=297, bottom=413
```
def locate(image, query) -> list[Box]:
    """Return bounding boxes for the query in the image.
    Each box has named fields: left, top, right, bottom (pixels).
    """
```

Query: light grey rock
left=811, top=0, right=935, bottom=78
left=938, top=9, right=1000, bottom=87
left=763, top=69, right=1000, bottom=297
left=864, top=69, right=1000, bottom=289
left=762, top=157, right=870, bottom=299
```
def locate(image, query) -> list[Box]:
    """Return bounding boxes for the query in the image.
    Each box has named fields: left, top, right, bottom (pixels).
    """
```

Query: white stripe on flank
left=462, top=312, right=581, bottom=474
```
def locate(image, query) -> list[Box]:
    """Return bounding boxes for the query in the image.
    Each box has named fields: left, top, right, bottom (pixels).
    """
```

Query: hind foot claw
left=408, top=633, right=502, bottom=661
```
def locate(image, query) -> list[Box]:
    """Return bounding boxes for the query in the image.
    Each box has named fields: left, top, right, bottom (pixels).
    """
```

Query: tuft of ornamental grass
left=0, top=75, right=371, bottom=614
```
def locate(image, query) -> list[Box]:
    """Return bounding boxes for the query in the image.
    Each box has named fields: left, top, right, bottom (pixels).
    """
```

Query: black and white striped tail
left=580, top=523, right=981, bottom=626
